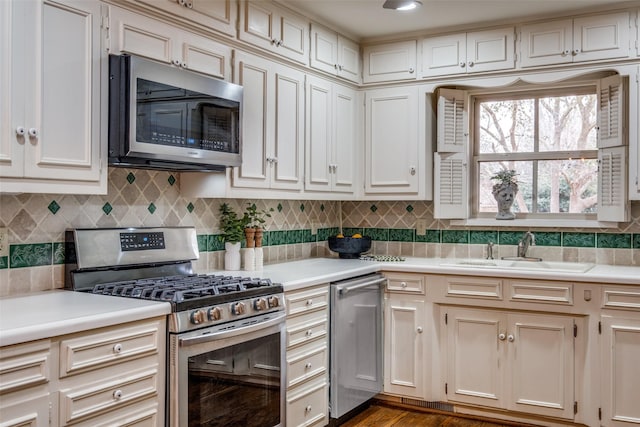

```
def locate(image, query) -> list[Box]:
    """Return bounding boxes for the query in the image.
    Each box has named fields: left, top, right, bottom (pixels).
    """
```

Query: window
left=434, top=74, right=629, bottom=224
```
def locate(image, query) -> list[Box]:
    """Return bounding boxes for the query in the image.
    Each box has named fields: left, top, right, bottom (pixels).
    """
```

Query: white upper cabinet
left=305, top=75, right=358, bottom=194
left=421, top=27, right=515, bottom=77
left=310, top=23, right=360, bottom=83
left=520, top=12, right=631, bottom=67
left=362, top=40, right=417, bottom=83
left=0, top=0, right=106, bottom=194
left=108, top=5, right=232, bottom=80
left=124, top=0, right=236, bottom=37
left=229, top=52, right=304, bottom=192
left=238, top=1, right=309, bottom=65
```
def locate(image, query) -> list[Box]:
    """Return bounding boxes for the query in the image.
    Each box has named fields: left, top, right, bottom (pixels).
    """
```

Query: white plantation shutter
left=598, top=146, right=629, bottom=222
left=437, top=88, right=467, bottom=152
left=434, top=152, right=467, bottom=219
left=597, top=75, right=625, bottom=149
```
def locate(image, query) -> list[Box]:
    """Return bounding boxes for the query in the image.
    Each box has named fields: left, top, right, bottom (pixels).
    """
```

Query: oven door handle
left=337, top=277, right=386, bottom=296
left=178, top=312, right=286, bottom=347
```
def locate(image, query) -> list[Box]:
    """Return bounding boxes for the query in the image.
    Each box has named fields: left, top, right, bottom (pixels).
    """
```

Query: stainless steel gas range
left=65, top=227, right=286, bottom=427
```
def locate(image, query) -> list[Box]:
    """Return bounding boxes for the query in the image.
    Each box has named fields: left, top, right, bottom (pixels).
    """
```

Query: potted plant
left=490, top=169, right=519, bottom=220
left=219, top=203, right=247, bottom=270
left=244, top=203, right=273, bottom=248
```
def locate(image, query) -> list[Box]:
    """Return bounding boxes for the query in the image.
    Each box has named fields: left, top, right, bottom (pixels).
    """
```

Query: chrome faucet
left=517, top=232, right=535, bottom=258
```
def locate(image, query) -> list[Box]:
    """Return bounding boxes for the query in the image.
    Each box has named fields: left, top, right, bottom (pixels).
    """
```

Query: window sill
left=450, top=218, right=620, bottom=228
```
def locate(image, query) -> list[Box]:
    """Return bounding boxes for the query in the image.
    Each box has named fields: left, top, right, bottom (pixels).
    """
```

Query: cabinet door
left=384, top=295, right=425, bottom=398
left=332, top=84, right=357, bottom=193
left=601, top=316, right=640, bottom=426
left=24, top=0, right=103, bottom=182
left=305, top=75, right=333, bottom=192
left=129, top=0, right=236, bottom=37
left=509, top=314, right=575, bottom=419
left=420, top=33, right=466, bottom=77
left=445, top=307, right=505, bottom=408
left=465, top=27, right=515, bottom=74
left=519, top=19, right=573, bottom=67
left=178, top=32, right=232, bottom=80
left=363, top=40, right=417, bottom=83
left=0, top=394, right=50, bottom=427
left=365, top=86, right=420, bottom=196
left=310, top=23, right=338, bottom=75
left=337, top=36, right=360, bottom=83
left=574, top=12, right=631, bottom=62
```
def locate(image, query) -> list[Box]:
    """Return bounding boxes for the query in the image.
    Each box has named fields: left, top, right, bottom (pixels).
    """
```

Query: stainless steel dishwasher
left=329, top=273, right=386, bottom=423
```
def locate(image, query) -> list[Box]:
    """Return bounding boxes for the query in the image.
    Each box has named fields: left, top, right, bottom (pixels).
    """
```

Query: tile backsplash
left=1, top=168, right=639, bottom=296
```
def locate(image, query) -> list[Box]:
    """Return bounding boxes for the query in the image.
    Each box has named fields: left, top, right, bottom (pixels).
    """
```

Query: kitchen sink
left=441, top=259, right=594, bottom=273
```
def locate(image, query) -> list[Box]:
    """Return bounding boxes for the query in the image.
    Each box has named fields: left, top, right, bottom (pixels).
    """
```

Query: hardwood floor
left=340, top=403, right=542, bottom=427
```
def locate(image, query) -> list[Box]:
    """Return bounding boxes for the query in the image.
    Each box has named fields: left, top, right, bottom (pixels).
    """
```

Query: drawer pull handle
left=306, top=299, right=313, bottom=306
left=113, top=343, right=123, bottom=353
left=16, top=126, right=25, bottom=136
left=305, top=330, right=313, bottom=337
left=400, top=282, right=407, bottom=288
left=113, top=389, right=123, bottom=400
left=305, top=405, right=312, bottom=413
left=507, top=334, right=515, bottom=342
left=498, top=333, right=506, bottom=341
left=305, top=362, right=312, bottom=369
left=417, top=326, right=423, bottom=333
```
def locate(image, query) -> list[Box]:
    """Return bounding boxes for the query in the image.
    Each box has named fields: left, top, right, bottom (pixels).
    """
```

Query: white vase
left=224, top=242, right=241, bottom=271
left=243, top=247, right=255, bottom=271
left=254, top=247, right=264, bottom=270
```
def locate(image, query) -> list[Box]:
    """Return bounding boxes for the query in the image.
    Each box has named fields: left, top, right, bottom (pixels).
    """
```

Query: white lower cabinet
left=443, top=307, right=576, bottom=420
left=284, top=285, right=329, bottom=427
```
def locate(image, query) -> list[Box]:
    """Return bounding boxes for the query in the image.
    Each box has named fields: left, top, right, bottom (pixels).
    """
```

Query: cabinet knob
left=467, top=61, right=474, bottom=67
left=305, top=329, right=313, bottom=337
left=186, top=1, right=193, bottom=8
left=28, top=128, right=38, bottom=138
left=498, top=333, right=506, bottom=341
left=410, top=166, right=416, bottom=175
left=16, top=126, right=25, bottom=136
left=306, top=298, right=313, bottom=306
left=181, top=62, right=187, bottom=69
left=507, top=334, right=515, bottom=342
left=572, top=49, right=580, bottom=56
left=459, top=62, right=466, bottom=68
left=305, top=405, right=312, bottom=413
left=417, top=326, right=423, bottom=333
left=305, top=362, right=312, bottom=369
left=113, top=389, right=123, bottom=400
left=408, top=67, right=414, bottom=73
left=562, top=49, right=570, bottom=56
left=400, top=281, right=407, bottom=288
left=113, top=343, right=123, bottom=353
left=173, top=59, right=181, bottom=66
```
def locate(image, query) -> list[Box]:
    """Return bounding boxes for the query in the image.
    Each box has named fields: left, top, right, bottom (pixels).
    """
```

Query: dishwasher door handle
left=337, top=277, right=387, bottom=296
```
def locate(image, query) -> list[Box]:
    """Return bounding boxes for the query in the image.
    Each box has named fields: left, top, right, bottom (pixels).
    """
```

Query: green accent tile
left=416, top=229, right=440, bottom=243
left=634, top=234, right=640, bottom=249
left=534, top=232, right=562, bottom=247
left=366, top=228, right=389, bottom=241
left=187, top=202, right=194, bottom=213
left=302, top=229, right=316, bottom=243
left=389, top=228, right=414, bottom=242
left=10, top=243, right=52, bottom=268
left=260, top=231, right=271, bottom=247
left=370, top=204, right=377, bottom=213
left=442, top=230, right=469, bottom=244
left=469, top=230, right=498, bottom=245
left=320, top=204, right=325, bottom=212
left=597, top=233, right=632, bottom=249
left=343, top=227, right=363, bottom=238
left=0, top=256, right=8, bottom=269
left=53, top=242, right=65, bottom=265
left=499, top=231, right=523, bottom=245
left=318, top=227, right=339, bottom=241
left=299, top=203, right=305, bottom=212
left=126, top=172, right=136, bottom=184
left=168, top=175, right=176, bottom=186
left=102, top=202, right=113, bottom=215
left=197, top=235, right=208, bottom=252
left=209, top=235, right=224, bottom=251
left=148, top=203, right=156, bottom=214
left=562, top=232, right=595, bottom=248
left=270, top=230, right=287, bottom=246
left=277, top=203, right=283, bottom=212
left=48, top=200, right=60, bottom=214
left=287, top=229, right=303, bottom=244
left=406, top=204, right=414, bottom=213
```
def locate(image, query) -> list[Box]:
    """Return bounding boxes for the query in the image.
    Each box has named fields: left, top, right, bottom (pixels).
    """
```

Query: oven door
left=170, top=312, right=286, bottom=427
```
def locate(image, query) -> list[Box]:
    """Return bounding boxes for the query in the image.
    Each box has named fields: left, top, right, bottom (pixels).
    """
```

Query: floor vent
left=401, top=398, right=454, bottom=412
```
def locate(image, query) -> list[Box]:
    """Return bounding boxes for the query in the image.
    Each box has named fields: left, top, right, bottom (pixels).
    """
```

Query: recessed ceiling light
left=382, top=0, right=422, bottom=11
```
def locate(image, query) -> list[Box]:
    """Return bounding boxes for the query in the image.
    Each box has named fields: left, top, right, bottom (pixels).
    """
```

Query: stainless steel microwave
left=108, top=54, right=242, bottom=171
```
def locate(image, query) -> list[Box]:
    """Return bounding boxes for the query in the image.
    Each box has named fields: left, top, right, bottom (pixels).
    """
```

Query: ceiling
left=276, top=0, right=637, bottom=41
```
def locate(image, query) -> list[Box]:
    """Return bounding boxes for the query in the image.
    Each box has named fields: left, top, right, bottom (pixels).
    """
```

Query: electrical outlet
left=415, top=219, right=427, bottom=236
left=311, top=222, right=320, bottom=235
left=0, top=227, right=8, bottom=257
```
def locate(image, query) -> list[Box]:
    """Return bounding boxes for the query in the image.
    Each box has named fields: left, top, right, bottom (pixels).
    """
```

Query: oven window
left=188, top=332, right=281, bottom=427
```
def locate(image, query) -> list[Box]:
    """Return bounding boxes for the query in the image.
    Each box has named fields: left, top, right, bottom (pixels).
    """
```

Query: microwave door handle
left=178, top=312, right=285, bottom=347
left=337, top=277, right=386, bottom=296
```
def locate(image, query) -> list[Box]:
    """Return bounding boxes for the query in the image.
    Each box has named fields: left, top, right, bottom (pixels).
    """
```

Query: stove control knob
left=268, top=296, right=280, bottom=308
left=231, top=302, right=246, bottom=315
left=190, top=309, right=206, bottom=324
left=208, top=306, right=222, bottom=321
left=254, top=298, right=268, bottom=311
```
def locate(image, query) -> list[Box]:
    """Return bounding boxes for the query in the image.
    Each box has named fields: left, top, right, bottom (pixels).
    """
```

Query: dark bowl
left=328, top=236, right=372, bottom=259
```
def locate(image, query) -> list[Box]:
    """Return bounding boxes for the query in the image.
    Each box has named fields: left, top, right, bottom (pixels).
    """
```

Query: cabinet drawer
left=602, top=287, right=640, bottom=310
left=60, top=319, right=161, bottom=377
left=286, top=311, right=328, bottom=349
left=385, top=273, right=425, bottom=294
left=0, top=340, right=51, bottom=394
left=286, top=377, right=328, bottom=427
left=509, top=280, right=573, bottom=305
left=287, top=341, right=328, bottom=389
left=445, top=276, right=502, bottom=299
left=286, top=286, right=329, bottom=316
left=68, top=398, right=159, bottom=427
left=59, top=366, right=159, bottom=425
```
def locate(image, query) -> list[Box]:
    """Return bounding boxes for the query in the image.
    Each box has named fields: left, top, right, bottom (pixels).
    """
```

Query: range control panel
left=120, top=231, right=166, bottom=251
